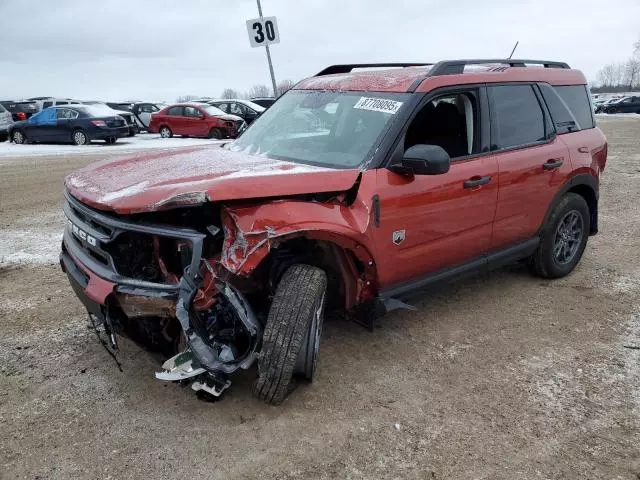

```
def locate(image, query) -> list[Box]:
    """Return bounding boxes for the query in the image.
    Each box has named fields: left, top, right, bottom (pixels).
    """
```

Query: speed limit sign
left=246, top=16, right=280, bottom=48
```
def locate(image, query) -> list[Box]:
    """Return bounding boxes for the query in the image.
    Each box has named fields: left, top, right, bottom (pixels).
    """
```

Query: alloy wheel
left=553, top=210, right=583, bottom=265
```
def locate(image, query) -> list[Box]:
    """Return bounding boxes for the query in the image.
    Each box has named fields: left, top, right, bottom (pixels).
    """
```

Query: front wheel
left=528, top=193, right=590, bottom=278
left=253, top=264, right=327, bottom=405
left=208, top=128, right=222, bottom=139
left=72, top=129, right=89, bottom=146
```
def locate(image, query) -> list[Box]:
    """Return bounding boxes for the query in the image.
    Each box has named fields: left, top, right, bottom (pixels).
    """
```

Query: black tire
left=72, top=129, right=89, bottom=146
left=253, top=264, right=327, bottom=405
left=528, top=193, right=590, bottom=278
left=208, top=128, right=222, bottom=139
left=11, top=130, right=26, bottom=144
left=159, top=126, right=172, bottom=138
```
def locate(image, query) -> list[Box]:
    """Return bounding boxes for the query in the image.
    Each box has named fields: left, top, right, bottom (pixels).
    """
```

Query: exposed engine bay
left=61, top=183, right=377, bottom=400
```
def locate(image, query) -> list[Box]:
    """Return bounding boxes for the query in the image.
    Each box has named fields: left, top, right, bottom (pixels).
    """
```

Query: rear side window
left=488, top=85, right=546, bottom=150
left=166, top=106, right=183, bottom=116
left=554, top=85, right=594, bottom=130
left=538, top=83, right=578, bottom=134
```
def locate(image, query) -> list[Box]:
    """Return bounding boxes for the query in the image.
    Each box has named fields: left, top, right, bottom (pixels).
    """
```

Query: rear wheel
left=12, top=130, right=25, bottom=144
left=253, top=264, right=327, bottom=405
left=159, top=126, right=172, bottom=138
left=208, top=128, right=222, bottom=139
left=72, top=129, right=88, bottom=146
left=528, top=193, right=590, bottom=278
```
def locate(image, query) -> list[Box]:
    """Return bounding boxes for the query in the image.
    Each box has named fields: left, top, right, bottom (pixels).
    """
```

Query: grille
left=63, top=193, right=204, bottom=286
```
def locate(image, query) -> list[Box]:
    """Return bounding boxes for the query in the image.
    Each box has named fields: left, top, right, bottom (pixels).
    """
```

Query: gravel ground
left=0, top=117, right=639, bottom=479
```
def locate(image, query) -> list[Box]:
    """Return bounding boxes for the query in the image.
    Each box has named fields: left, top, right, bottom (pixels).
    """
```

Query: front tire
left=253, top=264, right=327, bottom=405
left=208, top=128, right=222, bottom=139
left=528, top=193, right=590, bottom=278
left=72, top=129, right=89, bottom=146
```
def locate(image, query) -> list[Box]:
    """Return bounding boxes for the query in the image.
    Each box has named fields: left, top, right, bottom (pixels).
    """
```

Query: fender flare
left=539, top=173, right=599, bottom=236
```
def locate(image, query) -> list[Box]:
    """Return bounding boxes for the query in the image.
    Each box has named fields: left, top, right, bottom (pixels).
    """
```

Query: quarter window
left=554, top=85, right=595, bottom=130
left=489, top=85, right=545, bottom=150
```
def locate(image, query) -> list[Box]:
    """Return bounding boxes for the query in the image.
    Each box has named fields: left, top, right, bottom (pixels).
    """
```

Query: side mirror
left=389, top=144, right=451, bottom=176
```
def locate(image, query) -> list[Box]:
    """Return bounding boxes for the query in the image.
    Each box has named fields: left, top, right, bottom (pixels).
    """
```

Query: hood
left=216, top=113, right=243, bottom=122
left=65, top=145, right=360, bottom=214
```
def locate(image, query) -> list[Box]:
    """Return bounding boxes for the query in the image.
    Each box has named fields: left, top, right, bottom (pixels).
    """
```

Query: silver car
left=0, top=103, right=13, bottom=141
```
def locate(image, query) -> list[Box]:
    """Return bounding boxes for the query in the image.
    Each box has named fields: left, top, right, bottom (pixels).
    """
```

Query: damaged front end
left=61, top=191, right=262, bottom=398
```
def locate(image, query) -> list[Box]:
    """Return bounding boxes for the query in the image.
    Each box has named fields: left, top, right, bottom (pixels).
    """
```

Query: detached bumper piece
left=62, top=192, right=261, bottom=399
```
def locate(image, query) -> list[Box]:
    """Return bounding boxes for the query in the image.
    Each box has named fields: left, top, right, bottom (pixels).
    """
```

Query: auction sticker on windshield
left=354, top=97, right=403, bottom=114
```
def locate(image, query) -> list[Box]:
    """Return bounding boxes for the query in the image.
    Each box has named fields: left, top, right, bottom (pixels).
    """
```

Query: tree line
left=177, top=79, right=295, bottom=103
left=593, top=36, right=640, bottom=92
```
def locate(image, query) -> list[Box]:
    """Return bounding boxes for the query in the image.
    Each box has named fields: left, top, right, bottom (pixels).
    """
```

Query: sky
left=0, top=0, right=638, bottom=102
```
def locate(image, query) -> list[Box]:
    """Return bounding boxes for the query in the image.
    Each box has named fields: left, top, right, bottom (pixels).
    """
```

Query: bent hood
left=65, top=145, right=360, bottom=214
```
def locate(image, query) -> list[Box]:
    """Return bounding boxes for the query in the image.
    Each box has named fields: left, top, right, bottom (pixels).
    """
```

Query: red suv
left=61, top=59, right=606, bottom=405
left=148, top=102, right=245, bottom=139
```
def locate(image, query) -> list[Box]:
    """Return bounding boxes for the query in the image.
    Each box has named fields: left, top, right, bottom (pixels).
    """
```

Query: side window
left=166, top=106, right=183, bottom=116
left=404, top=90, right=479, bottom=159
left=488, top=85, right=545, bottom=150
left=554, top=85, right=595, bottom=129
left=43, top=101, right=53, bottom=108
left=538, top=83, right=578, bottom=134
left=217, top=103, right=230, bottom=113
left=183, top=106, right=202, bottom=117
left=230, top=103, right=247, bottom=116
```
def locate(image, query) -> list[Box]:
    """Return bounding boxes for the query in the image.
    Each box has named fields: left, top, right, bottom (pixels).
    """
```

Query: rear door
left=487, top=84, right=572, bottom=250
left=165, top=106, right=185, bottom=134
left=55, top=108, right=80, bottom=141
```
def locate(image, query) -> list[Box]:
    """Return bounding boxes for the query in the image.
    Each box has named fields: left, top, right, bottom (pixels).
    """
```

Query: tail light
left=91, top=120, right=107, bottom=127
left=592, top=143, right=607, bottom=172
left=16, top=112, right=26, bottom=121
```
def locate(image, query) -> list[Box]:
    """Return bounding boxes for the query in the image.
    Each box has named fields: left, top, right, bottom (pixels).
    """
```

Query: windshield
left=202, top=105, right=227, bottom=116
left=229, top=90, right=408, bottom=168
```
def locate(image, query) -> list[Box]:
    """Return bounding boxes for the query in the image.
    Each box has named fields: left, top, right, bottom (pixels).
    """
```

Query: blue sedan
left=9, top=105, right=130, bottom=145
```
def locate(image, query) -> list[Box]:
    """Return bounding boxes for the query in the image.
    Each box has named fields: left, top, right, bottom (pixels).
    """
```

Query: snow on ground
left=0, top=211, right=65, bottom=266
left=595, top=113, right=640, bottom=120
left=0, top=134, right=225, bottom=159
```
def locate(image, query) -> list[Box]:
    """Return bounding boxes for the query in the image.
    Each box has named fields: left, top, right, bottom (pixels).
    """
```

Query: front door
left=183, top=106, right=207, bottom=136
left=374, top=87, right=498, bottom=288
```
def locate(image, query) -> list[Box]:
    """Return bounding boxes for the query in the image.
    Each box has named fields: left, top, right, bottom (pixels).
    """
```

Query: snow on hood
left=65, top=145, right=360, bottom=214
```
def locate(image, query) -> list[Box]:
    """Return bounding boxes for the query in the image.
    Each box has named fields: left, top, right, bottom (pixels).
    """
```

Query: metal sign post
left=246, top=0, right=279, bottom=97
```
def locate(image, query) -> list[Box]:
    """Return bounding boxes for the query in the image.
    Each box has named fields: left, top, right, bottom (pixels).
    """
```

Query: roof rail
left=428, top=59, right=570, bottom=76
left=315, top=63, right=433, bottom=76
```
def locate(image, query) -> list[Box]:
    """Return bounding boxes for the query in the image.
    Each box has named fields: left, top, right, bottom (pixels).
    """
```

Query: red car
left=148, top=103, right=245, bottom=139
left=62, top=58, right=606, bottom=405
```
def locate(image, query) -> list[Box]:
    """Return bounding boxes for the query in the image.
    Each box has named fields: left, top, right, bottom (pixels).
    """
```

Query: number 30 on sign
left=246, top=16, right=280, bottom=48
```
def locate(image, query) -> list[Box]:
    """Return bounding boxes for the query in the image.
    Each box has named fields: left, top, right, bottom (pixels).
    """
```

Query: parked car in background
left=598, top=95, right=640, bottom=114
left=31, top=97, right=81, bottom=111
left=9, top=105, right=129, bottom=145
left=130, top=102, right=164, bottom=131
left=0, top=103, right=13, bottom=141
left=0, top=100, right=39, bottom=121
left=148, top=103, right=245, bottom=139
left=82, top=101, right=137, bottom=136
left=594, top=96, right=625, bottom=113
left=250, top=97, right=276, bottom=108
left=205, top=99, right=265, bottom=125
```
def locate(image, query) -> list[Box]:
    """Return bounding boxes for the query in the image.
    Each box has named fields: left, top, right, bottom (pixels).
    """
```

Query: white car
left=0, top=103, right=13, bottom=141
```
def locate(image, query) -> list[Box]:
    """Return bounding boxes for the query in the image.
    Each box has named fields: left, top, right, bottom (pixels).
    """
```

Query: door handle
left=543, top=158, right=564, bottom=170
left=463, top=175, right=491, bottom=188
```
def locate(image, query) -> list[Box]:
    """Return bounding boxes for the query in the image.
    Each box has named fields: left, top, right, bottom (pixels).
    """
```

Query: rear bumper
left=89, top=125, right=130, bottom=140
